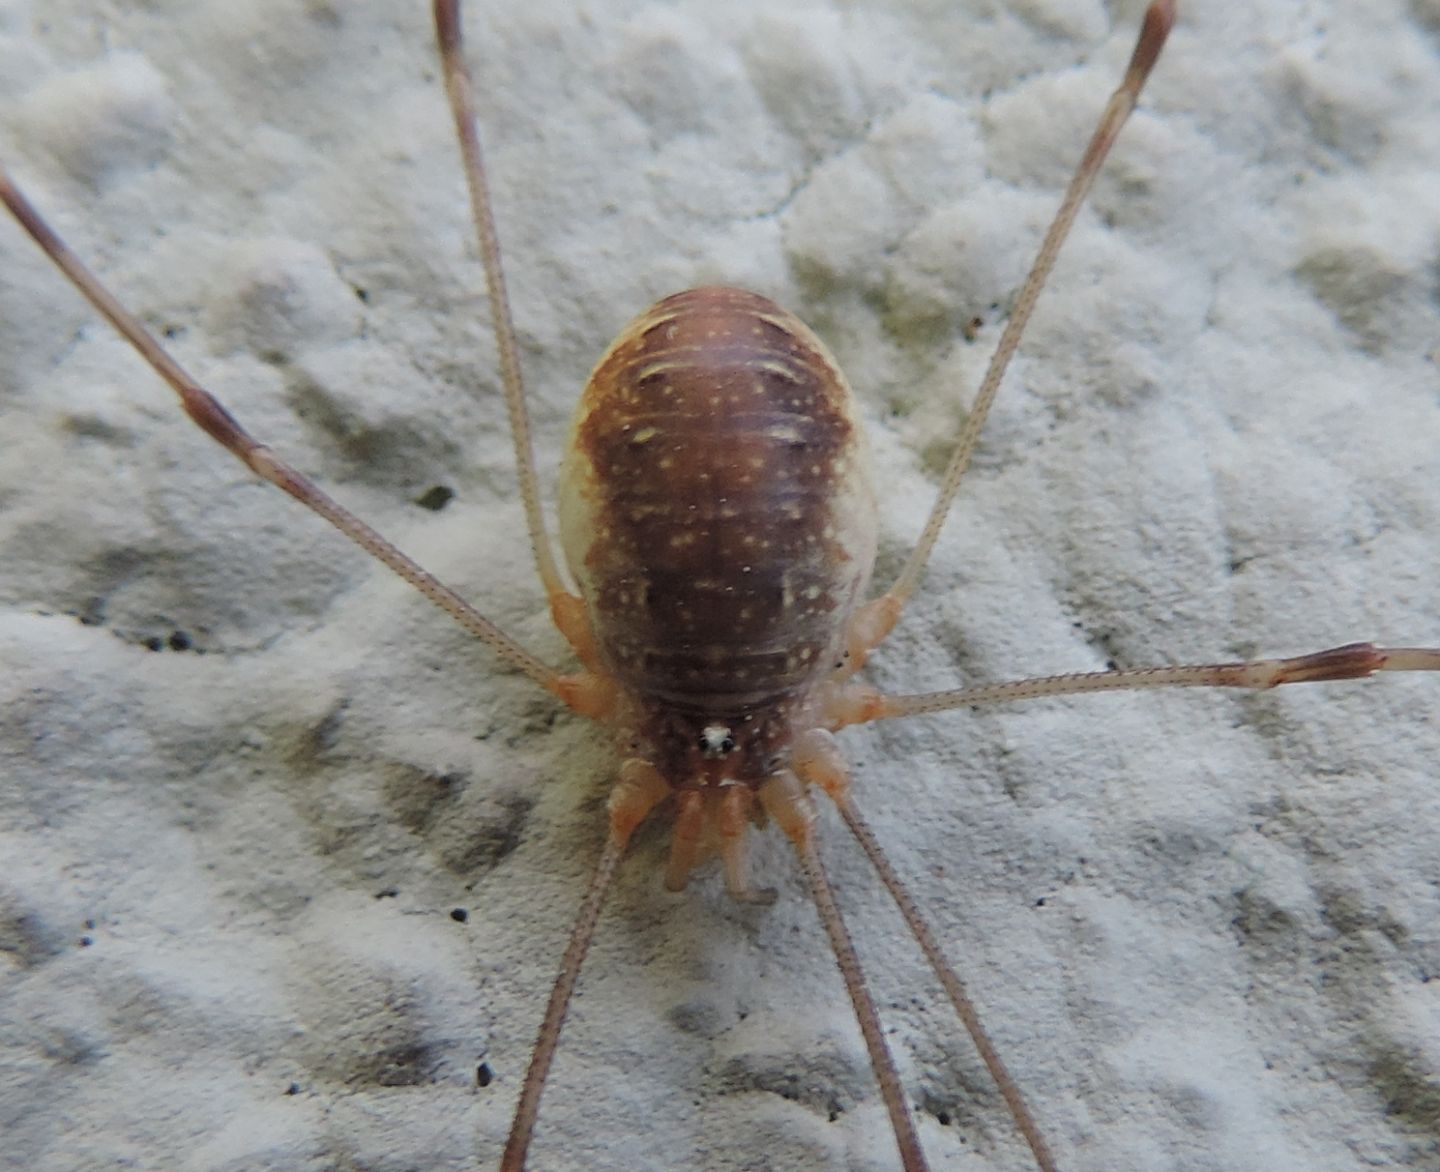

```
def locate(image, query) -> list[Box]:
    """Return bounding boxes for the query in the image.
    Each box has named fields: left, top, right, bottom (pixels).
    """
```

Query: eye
left=698, top=725, right=736, bottom=756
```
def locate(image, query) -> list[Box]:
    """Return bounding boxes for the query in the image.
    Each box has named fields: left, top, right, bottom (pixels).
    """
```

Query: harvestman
left=3, top=1, right=1437, bottom=1169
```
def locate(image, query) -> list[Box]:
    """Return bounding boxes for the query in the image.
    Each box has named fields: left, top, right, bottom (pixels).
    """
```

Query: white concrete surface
left=1, top=1, right=1438, bottom=1169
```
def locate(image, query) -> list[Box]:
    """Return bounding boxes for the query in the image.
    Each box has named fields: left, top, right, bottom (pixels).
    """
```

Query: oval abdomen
left=558, top=286, right=877, bottom=711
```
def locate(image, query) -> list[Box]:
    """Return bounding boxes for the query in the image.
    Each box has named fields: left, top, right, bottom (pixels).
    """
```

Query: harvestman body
left=3, top=1, right=1437, bottom=1169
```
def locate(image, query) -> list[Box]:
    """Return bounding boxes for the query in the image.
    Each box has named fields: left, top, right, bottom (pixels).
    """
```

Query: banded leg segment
left=851, top=0, right=1178, bottom=667
left=759, top=771, right=932, bottom=1172
left=433, top=0, right=602, bottom=670
left=864, top=642, right=1440, bottom=723
left=0, top=162, right=569, bottom=697
left=793, top=730, right=1059, bottom=1172
left=500, top=760, right=670, bottom=1171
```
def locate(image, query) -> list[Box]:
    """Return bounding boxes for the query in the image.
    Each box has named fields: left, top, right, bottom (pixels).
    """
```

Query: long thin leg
left=837, top=797, right=1057, bottom=1172
left=791, top=730, right=1057, bottom=1172
left=500, top=761, right=669, bottom=1170
left=433, top=0, right=571, bottom=613
left=500, top=837, right=623, bottom=1172
left=759, top=773, right=931, bottom=1172
left=852, top=0, right=1178, bottom=657
left=0, top=163, right=567, bottom=696
left=851, top=642, right=1440, bottom=723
